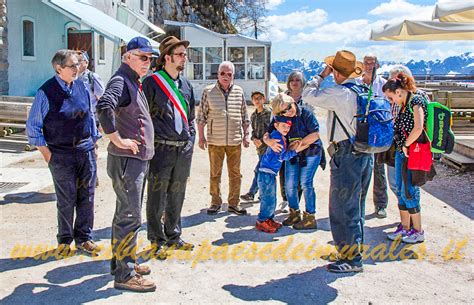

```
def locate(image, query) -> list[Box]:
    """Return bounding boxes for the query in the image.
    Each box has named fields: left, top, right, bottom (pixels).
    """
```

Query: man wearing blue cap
left=97, top=36, right=156, bottom=292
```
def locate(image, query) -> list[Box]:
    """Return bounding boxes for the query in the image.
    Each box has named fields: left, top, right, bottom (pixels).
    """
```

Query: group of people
left=26, top=34, right=428, bottom=292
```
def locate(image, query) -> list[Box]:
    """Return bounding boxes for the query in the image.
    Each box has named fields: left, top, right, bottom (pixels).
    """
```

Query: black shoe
left=207, top=204, right=221, bottom=215
left=150, top=242, right=169, bottom=260
left=228, top=205, right=247, bottom=216
left=375, top=207, right=387, bottom=219
left=167, top=239, right=194, bottom=251
left=327, top=260, right=363, bottom=273
left=240, top=193, right=255, bottom=201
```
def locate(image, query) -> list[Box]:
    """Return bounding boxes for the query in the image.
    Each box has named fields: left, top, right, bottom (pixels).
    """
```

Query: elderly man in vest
left=97, top=37, right=156, bottom=292
left=303, top=50, right=373, bottom=273
left=197, top=61, right=250, bottom=215
left=143, top=36, right=196, bottom=253
left=26, top=49, right=100, bottom=256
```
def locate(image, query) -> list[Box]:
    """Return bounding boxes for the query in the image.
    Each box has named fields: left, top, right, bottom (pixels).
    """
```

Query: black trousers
left=373, top=153, right=388, bottom=209
left=146, top=142, right=193, bottom=244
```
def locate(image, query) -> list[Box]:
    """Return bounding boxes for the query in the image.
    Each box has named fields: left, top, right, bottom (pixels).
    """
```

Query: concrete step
left=454, top=139, right=474, bottom=159
left=442, top=151, right=474, bottom=171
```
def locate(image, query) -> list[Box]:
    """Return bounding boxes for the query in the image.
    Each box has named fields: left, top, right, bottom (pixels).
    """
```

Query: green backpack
left=409, top=97, right=455, bottom=154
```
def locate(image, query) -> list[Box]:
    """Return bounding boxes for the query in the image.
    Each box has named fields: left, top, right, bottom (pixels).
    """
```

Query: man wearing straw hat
left=302, top=50, right=373, bottom=273
left=142, top=36, right=196, bottom=254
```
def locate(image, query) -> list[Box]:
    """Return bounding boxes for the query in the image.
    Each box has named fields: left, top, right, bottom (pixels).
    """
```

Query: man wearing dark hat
left=97, top=36, right=156, bottom=292
left=142, top=36, right=196, bottom=253
left=302, top=50, right=373, bottom=273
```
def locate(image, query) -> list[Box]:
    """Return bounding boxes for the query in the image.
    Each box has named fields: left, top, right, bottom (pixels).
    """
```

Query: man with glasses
left=142, top=35, right=196, bottom=253
left=97, top=37, right=156, bottom=292
left=197, top=61, right=251, bottom=216
left=26, top=49, right=101, bottom=256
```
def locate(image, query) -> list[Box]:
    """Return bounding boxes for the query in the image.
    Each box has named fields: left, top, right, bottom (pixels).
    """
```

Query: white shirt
left=355, top=74, right=387, bottom=98
left=302, top=76, right=358, bottom=143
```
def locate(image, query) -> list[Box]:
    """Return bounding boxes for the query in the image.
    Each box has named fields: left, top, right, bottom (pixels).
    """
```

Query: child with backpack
left=382, top=72, right=428, bottom=244
left=256, top=95, right=305, bottom=233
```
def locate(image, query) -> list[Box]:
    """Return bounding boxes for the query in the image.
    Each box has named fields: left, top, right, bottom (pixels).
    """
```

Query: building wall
left=0, top=0, right=8, bottom=95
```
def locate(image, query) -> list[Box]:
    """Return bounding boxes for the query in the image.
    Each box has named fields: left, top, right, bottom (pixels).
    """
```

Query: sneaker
left=375, top=207, right=387, bottom=219
left=387, top=223, right=409, bottom=241
left=56, top=243, right=74, bottom=257
left=402, top=229, right=425, bottom=244
left=279, top=201, right=289, bottom=212
left=327, top=260, right=363, bottom=273
left=207, top=204, right=221, bottom=215
left=268, top=218, right=282, bottom=229
left=114, top=274, right=156, bottom=292
left=76, top=240, right=101, bottom=255
left=228, top=205, right=248, bottom=216
left=256, top=220, right=277, bottom=233
left=167, top=239, right=194, bottom=251
left=240, top=193, right=255, bottom=201
left=111, top=263, right=151, bottom=276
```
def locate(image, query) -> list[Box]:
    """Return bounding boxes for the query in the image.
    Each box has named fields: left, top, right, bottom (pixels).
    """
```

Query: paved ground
left=0, top=109, right=473, bottom=304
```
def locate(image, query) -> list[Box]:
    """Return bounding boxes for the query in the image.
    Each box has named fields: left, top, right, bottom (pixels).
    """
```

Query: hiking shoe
left=293, top=211, right=317, bottom=230
left=256, top=220, right=277, bottom=233
left=387, top=223, right=409, bottom=241
left=76, top=240, right=101, bottom=255
left=228, top=205, right=248, bottom=216
left=268, top=218, right=283, bottom=229
left=240, top=193, right=255, bottom=201
left=402, top=229, right=425, bottom=244
left=114, top=274, right=156, bottom=292
left=207, top=204, right=221, bottom=215
left=167, top=239, right=194, bottom=251
left=375, top=207, right=387, bottom=219
left=111, top=263, right=151, bottom=276
left=56, top=243, right=74, bottom=257
left=327, top=260, right=363, bottom=273
left=282, top=208, right=301, bottom=226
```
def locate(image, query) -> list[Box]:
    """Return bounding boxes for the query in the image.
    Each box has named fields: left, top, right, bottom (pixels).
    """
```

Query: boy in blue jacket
left=256, top=115, right=304, bottom=233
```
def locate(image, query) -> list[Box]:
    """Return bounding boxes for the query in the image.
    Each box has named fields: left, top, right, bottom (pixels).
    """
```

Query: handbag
left=405, top=130, right=433, bottom=172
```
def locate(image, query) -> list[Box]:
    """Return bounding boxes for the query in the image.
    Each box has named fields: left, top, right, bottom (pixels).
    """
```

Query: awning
left=42, top=0, right=159, bottom=47
left=432, top=3, right=474, bottom=23
left=118, top=5, right=165, bottom=39
left=370, top=20, right=474, bottom=41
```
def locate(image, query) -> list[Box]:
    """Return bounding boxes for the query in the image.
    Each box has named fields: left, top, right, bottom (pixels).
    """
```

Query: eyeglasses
left=131, top=53, right=153, bottom=62
left=219, top=71, right=233, bottom=78
left=289, top=79, right=301, bottom=82
left=278, top=103, right=293, bottom=115
left=64, top=63, right=80, bottom=69
left=172, top=52, right=187, bottom=58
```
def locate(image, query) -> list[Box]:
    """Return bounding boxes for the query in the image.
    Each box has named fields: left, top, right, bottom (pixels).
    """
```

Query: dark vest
left=41, top=77, right=94, bottom=153
left=107, top=68, right=154, bottom=161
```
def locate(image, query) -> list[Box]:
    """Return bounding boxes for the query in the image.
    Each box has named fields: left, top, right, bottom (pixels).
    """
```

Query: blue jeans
left=328, top=143, right=373, bottom=264
left=257, top=171, right=277, bottom=221
left=285, top=153, right=321, bottom=214
left=394, top=151, right=420, bottom=210
left=248, top=155, right=262, bottom=195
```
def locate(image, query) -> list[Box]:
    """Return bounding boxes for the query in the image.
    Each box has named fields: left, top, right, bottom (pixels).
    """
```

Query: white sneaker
left=402, top=229, right=425, bottom=244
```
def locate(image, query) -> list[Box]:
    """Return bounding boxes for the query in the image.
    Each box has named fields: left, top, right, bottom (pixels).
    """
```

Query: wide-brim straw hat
left=324, top=50, right=363, bottom=79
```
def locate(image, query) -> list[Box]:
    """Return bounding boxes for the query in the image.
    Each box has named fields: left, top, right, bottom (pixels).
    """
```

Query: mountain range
left=271, top=52, right=474, bottom=82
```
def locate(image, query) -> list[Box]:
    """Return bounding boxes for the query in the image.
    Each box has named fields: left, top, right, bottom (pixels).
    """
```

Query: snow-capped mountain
left=272, top=52, right=474, bottom=82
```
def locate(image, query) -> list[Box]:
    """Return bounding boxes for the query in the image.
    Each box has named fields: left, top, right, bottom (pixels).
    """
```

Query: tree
left=225, top=0, right=268, bottom=39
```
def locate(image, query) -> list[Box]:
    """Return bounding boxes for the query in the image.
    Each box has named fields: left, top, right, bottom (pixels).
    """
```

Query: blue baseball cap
left=274, top=116, right=292, bottom=126
left=126, top=36, right=153, bottom=53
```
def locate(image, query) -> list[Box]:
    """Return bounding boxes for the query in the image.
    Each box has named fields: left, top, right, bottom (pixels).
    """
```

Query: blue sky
left=258, top=0, right=473, bottom=62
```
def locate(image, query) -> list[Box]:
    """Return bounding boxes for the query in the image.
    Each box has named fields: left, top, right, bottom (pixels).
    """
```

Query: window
left=22, top=17, right=35, bottom=59
left=247, top=47, right=265, bottom=80
left=205, top=47, right=222, bottom=80
left=140, top=0, right=144, bottom=11
left=186, top=47, right=203, bottom=80
left=99, top=35, right=105, bottom=61
left=228, top=47, right=245, bottom=80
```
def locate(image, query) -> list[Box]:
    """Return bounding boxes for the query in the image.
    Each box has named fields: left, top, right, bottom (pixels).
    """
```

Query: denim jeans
left=284, top=153, right=321, bottom=214
left=329, top=143, right=373, bottom=264
left=373, top=156, right=388, bottom=208
left=248, top=155, right=262, bottom=195
left=48, top=150, right=96, bottom=245
left=394, top=151, right=420, bottom=210
left=257, top=171, right=277, bottom=222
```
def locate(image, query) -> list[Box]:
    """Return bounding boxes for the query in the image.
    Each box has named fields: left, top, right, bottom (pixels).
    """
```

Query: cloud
left=266, top=0, right=285, bottom=10
left=369, top=0, right=433, bottom=19
left=264, top=9, right=328, bottom=30
left=293, top=19, right=370, bottom=43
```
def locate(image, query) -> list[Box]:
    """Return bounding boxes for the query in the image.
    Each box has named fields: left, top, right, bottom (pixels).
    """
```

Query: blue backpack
left=341, top=83, right=394, bottom=153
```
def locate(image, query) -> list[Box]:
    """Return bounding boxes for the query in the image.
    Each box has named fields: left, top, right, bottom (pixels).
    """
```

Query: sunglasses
left=131, top=53, right=153, bottom=62
left=278, top=103, right=293, bottom=115
left=220, top=71, right=233, bottom=78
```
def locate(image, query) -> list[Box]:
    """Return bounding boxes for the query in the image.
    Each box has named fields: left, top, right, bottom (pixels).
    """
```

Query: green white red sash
left=151, top=70, right=188, bottom=125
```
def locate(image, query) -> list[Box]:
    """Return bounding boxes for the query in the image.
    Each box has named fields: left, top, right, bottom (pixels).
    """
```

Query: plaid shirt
left=251, top=106, right=272, bottom=155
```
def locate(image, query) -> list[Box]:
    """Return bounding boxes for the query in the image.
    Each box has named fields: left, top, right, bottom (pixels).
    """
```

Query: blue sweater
left=258, top=130, right=297, bottom=175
